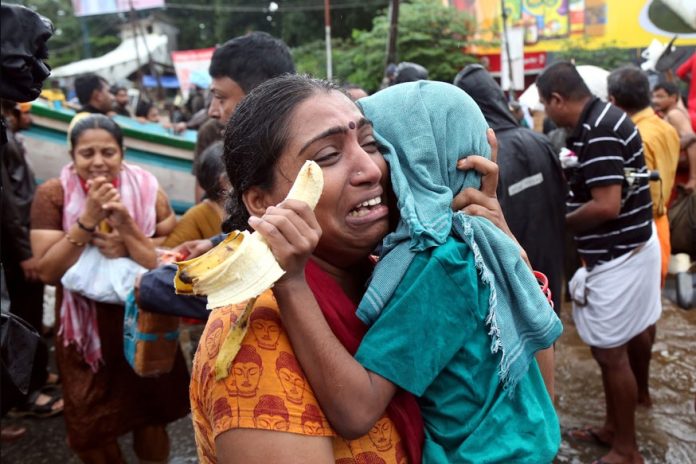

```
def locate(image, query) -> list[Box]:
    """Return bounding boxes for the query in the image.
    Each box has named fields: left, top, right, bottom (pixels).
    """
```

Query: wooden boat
left=24, top=100, right=196, bottom=214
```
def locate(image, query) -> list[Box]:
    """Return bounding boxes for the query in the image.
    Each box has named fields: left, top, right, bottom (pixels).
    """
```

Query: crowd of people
left=1, top=6, right=695, bottom=463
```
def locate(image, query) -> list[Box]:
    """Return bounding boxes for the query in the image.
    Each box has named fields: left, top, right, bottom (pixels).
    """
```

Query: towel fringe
left=462, top=220, right=517, bottom=395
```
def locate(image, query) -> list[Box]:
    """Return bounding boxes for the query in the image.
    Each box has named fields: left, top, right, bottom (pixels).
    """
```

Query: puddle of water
left=554, top=293, right=696, bottom=464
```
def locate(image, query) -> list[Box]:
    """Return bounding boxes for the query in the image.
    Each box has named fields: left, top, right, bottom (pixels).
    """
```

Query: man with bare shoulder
left=652, top=82, right=696, bottom=193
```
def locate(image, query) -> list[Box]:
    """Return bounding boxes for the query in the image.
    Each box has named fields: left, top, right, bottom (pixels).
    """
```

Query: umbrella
left=519, top=65, right=610, bottom=112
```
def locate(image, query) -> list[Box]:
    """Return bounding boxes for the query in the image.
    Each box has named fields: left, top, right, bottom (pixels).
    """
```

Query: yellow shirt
left=40, top=88, right=66, bottom=104
left=162, top=201, right=221, bottom=248
left=631, top=107, right=680, bottom=217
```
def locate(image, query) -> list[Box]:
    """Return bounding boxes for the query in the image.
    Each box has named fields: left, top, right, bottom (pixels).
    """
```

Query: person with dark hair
left=134, top=139, right=228, bottom=324
left=1, top=4, right=54, bottom=442
left=1, top=99, right=63, bottom=420
left=186, top=85, right=206, bottom=117
left=150, top=141, right=228, bottom=369
left=162, top=141, right=227, bottom=248
left=341, top=83, right=369, bottom=101
left=454, top=64, right=567, bottom=316
left=652, top=81, right=696, bottom=193
left=135, top=99, right=160, bottom=123
left=74, top=73, right=113, bottom=114
left=391, top=62, right=428, bottom=85
left=538, top=61, right=659, bottom=464
left=609, top=66, right=679, bottom=292
left=135, top=32, right=296, bottom=328
left=380, top=63, right=398, bottom=89
left=29, top=113, right=188, bottom=462
left=652, top=81, right=679, bottom=100
left=207, top=31, right=295, bottom=125
left=191, top=75, right=558, bottom=463
left=110, top=85, right=131, bottom=117
left=192, top=118, right=224, bottom=202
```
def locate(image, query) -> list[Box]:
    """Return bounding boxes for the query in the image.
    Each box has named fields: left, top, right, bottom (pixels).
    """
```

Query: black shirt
left=566, top=98, right=653, bottom=267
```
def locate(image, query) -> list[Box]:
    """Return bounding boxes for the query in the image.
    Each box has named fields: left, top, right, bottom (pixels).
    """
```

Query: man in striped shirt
left=537, top=61, right=661, bottom=464
left=607, top=67, right=680, bottom=285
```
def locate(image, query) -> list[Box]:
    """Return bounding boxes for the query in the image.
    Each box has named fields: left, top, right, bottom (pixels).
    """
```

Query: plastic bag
left=1, top=312, right=39, bottom=394
left=61, top=246, right=146, bottom=304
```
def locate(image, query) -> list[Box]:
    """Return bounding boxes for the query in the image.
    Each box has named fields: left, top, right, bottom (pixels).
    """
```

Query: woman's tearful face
left=72, top=128, right=123, bottom=183
left=271, top=90, right=392, bottom=266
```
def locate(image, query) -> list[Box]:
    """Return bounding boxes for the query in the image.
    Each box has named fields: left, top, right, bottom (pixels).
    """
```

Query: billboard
left=452, top=0, right=696, bottom=54
left=171, top=48, right=215, bottom=100
left=72, top=0, right=165, bottom=17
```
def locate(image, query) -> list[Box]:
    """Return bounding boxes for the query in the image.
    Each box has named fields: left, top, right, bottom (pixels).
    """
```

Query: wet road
left=554, top=285, right=696, bottom=464
left=2, top=285, right=694, bottom=463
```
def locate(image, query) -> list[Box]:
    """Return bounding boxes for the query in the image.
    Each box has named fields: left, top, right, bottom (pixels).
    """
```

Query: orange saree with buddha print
left=190, top=260, right=423, bottom=464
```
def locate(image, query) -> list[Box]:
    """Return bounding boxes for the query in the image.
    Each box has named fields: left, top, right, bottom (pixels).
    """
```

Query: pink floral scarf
left=59, top=162, right=158, bottom=371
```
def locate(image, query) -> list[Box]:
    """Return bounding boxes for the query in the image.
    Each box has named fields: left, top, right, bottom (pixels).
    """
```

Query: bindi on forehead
left=348, top=121, right=356, bottom=130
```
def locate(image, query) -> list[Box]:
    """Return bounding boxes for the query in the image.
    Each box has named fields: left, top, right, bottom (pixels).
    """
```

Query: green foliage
left=18, top=0, right=475, bottom=91
left=17, top=0, right=384, bottom=71
left=294, top=0, right=478, bottom=92
left=554, top=40, right=638, bottom=70
left=18, top=0, right=124, bottom=68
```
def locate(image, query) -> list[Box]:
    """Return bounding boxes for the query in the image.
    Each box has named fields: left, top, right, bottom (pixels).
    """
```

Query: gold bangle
left=65, top=233, right=86, bottom=247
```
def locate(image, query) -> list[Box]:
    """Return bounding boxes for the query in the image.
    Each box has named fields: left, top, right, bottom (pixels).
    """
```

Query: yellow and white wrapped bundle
left=174, top=159, right=324, bottom=309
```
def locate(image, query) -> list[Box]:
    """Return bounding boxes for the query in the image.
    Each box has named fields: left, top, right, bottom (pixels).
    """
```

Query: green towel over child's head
left=358, top=81, right=562, bottom=392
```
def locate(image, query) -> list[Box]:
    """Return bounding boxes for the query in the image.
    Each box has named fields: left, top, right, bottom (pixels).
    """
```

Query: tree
left=294, top=0, right=478, bottom=92
left=19, top=0, right=121, bottom=68
left=553, top=40, right=637, bottom=71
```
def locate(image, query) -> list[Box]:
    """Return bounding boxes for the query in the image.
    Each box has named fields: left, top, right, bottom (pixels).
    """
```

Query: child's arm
left=273, top=278, right=397, bottom=439
left=249, top=200, right=397, bottom=439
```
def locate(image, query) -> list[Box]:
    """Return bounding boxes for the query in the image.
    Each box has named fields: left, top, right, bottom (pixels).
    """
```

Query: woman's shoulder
left=31, top=179, right=64, bottom=230
left=33, top=178, right=64, bottom=211
left=191, top=290, right=334, bottom=439
left=190, top=290, right=408, bottom=463
left=35, top=178, right=64, bottom=199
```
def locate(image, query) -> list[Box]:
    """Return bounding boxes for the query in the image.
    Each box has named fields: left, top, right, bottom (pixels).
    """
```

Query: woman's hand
left=81, top=176, right=120, bottom=227
left=92, top=230, right=128, bottom=259
left=452, top=129, right=515, bottom=240
left=19, top=256, right=41, bottom=282
left=103, top=201, right=133, bottom=229
left=248, top=199, right=322, bottom=282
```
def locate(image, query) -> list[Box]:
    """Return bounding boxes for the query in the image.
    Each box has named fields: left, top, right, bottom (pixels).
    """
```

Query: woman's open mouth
left=349, top=196, right=383, bottom=217
left=346, top=195, right=388, bottom=225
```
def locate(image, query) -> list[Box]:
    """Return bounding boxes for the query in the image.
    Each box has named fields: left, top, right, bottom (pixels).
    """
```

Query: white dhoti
left=569, top=229, right=662, bottom=349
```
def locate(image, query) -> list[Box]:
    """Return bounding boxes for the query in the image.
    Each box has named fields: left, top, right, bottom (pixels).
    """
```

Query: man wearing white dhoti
left=538, top=61, right=660, bottom=464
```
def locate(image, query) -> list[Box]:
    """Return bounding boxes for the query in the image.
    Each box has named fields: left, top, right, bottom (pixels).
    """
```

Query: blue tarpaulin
left=142, top=75, right=180, bottom=89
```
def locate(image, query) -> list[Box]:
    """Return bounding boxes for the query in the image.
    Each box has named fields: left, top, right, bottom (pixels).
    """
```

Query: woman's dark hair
left=196, top=141, right=226, bottom=202
left=222, top=74, right=340, bottom=231
left=68, top=114, right=123, bottom=154
left=135, top=99, right=154, bottom=118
